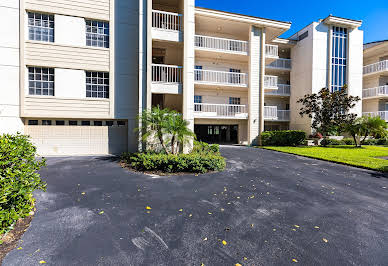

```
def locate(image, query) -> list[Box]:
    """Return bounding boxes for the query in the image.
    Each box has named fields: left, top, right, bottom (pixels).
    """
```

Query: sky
left=195, top=0, right=388, bottom=44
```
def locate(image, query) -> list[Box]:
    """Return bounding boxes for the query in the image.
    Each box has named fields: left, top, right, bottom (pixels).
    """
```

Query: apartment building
left=0, top=0, right=364, bottom=155
left=362, top=40, right=388, bottom=121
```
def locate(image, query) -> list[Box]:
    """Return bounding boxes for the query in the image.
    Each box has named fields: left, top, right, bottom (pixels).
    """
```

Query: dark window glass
left=28, top=120, right=38, bottom=125
left=56, top=120, right=65, bottom=125
left=69, top=121, right=78, bottom=126
left=117, top=121, right=126, bottom=126
left=82, top=121, right=91, bottom=126
left=42, top=120, right=52, bottom=125
left=106, top=121, right=114, bottom=126
left=94, top=121, right=103, bottom=126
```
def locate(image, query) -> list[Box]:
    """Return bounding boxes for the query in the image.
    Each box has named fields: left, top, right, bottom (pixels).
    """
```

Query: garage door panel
left=25, top=126, right=128, bottom=156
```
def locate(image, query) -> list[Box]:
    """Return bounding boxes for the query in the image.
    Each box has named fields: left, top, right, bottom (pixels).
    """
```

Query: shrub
left=362, top=138, right=388, bottom=146
left=121, top=152, right=225, bottom=174
left=192, top=141, right=220, bottom=154
left=343, top=138, right=355, bottom=145
left=0, top=134, right=46, bottom=235
left=261, top=130, right=306, bottom=146
left=320, top=138, right=345, bottom=146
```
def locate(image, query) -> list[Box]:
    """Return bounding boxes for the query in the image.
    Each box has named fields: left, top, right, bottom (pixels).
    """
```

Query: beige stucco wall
left=195, top=88, right=248, bottom=105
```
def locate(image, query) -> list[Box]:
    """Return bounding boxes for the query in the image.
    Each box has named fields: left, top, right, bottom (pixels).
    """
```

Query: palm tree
left=361, top=116, right=388, bottom=142
left=136, top=106, right=172, bottom=154
left=165, top=113, right=196, bottom=155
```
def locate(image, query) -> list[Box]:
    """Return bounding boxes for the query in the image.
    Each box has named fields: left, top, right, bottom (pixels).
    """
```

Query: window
left=195, top=66, right=203, bottom=81
left=42, top=120, right=52, bottom=126
left=69, top=121, right=78, bottom=126
left=28, top=120, right=38, bottom=125
left=94, top=121, right=103, bottom=126
left=56, top=120, right=65, bottom=126
left=28, top=67, right=54, bottom=96
left=86, top=20, right=109, bottom=48
left=117, top=121, right=126, bottom=127
left=331, top=26, right=348, bottom=92
left=81, top=121, right=90, bottom=126
left=229, top=97, right=241, bottom=105
left=286, top=104, right=290, bottom=110
left=86, top=71, right=109, bottom=98
left=229, top=69, right=241, bottom=84
left=194, top=95, right=203, bottom=112
left=28, top=12, right=54, bottom=42
left=106, top=121, right=114, bottom=126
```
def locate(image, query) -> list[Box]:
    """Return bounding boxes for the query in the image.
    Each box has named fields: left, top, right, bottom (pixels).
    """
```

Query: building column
left=182, top=0, right=195, bottom=150
left=248, top=26, right=265, bottom=145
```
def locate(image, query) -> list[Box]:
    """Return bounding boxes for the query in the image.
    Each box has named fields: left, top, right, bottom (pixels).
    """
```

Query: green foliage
left=342, top=138, right=355, bottom=145
left=344, top=116, right=388, bottom=147
left=136, top=106, right=195, bottom=155
left=261, top=130, right=306, bottom=146
left=192, top=141, right=220, bottom=154
left=297, top=87, right=360, bottom=142
left=121, top=152, right=225, bottom=174
left=263, top=146, right=388, bottom=172
left=320, top=138, right=345, bottom=146
left=362, top=138, right=388, bottom=146
left=0, top=134, right=46, bottom=235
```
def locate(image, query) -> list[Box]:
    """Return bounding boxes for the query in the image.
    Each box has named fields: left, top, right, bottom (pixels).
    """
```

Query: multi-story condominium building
left=0, top=0, right=363, bottom=155
left=362, top=40, right=388, bottom=121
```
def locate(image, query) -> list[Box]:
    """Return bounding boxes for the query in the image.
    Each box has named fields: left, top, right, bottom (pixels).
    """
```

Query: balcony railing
left=264, top=75, right=278, bottom=89
left=265, top=84, right=291, bottom=96
left=266, top=58, right=292, bottom=70
left=265, top=44, right=279, bottom=58
left=152, top=64, right=183, bottom=83
left=363, top=85, right=388, bottom=98
left=194, top=35, right=249, bottom=54
left=194, top=69, right=248, bottom=87
left=363, top=111, right=388, bottom=122
left=363, top=60, right=388, bottom=75
left=152, top=10, right=182, bottom=31
left=194, top=103, right=248, bottom=119
left=264, top=106, right=290, bottom=121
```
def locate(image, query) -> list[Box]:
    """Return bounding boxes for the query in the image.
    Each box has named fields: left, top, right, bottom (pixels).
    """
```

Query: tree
left=343, top=118, right=366, bottom=147
left=165, top=113, right=196, bottom=155
left=361, top=116, right=388, bottom=141
left=137, top=106, right=172, bottom=154
left=136, top=106, right=195, bottom=154
left=297, top=87, right=360, bottom=146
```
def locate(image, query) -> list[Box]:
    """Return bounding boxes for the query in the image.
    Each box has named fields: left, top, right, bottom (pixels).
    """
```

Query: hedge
left=261, top=130, right=306, bottom=146
left=0, top=134, right=46, bottom=235
left=121, top=152, right=225, bottom=173
left=320, top=138, right=345, bottom=146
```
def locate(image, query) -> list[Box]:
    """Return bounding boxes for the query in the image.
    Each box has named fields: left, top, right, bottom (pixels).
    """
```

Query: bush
left=261, top=130, right=306, bottom=146
left=362, top=138, right=388, bottom=146
left=320, top=138, right=345, bottom=146
left=192, top=141, right=220, bottom=154
left=343, top=138, right=355, bottom=145
left=121, top=152, right=226, bottom=174
left=0, top=134, right=46, bottom=235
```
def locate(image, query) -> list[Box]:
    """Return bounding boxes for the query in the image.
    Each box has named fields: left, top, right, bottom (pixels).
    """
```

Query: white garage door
left=25, top=125, right=128, bottom=156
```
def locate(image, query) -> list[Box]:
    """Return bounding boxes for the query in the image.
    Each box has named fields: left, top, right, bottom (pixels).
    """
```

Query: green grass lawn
left=262, top=146, right=388, bottom=172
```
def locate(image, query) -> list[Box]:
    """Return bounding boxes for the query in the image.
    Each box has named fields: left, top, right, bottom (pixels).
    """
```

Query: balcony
left=194, top=103, right=248, bottom=119
left=264, top=75, right=278, bottom=90
left=363, top=85, right=388, bottom=99
left=194, top=69, right=248, bottom=88
left=151, top=64, right=183, bottom=94
left=152, top=10, right=183, bottom=42
left=363, top=60, right=388, bottom=77
left=363, top=111, right=388, bottom=122
left=194, top=35, right=249, bottom=55
left=265, top=44, right=279, bottom=64
left=265, top=84, right=291, bottom=97
left=264, top=106, right=290, bottom=121
left=266, top=58, right=292, bottom=71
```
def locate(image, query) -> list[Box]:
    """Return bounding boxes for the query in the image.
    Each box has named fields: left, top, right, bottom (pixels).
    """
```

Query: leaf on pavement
left=146, top=206, right=152, bottom=210
left=323, top=238, right=328, bottom=243
left=222, top=240, right=227, bottom=246
left=39, top=261, right=47, bottom=264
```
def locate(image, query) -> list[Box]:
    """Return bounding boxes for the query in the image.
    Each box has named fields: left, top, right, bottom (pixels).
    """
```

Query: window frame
left=86, top=71, right=109, bottom=99
left=28, top=67, right=55, bottom=96
left=28, top=12, right=54, bottom=42
left=85, top=20, right=110, bottom=48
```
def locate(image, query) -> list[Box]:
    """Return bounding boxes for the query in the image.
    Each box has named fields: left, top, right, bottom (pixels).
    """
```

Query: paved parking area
left=4, top=146, right=388, bottom=265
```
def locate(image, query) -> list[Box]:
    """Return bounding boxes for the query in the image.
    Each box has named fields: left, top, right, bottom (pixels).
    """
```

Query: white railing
left=363, top=60, right=388, bottom=75
left=277, top=110, right=291, bottom=121
left=194, top=103, right=248, bottom=119
left=363, top=111, right=388, bottom=122
left=264, top=106, right=278, bottom=120
left=265, top=84, right=291, bottom=96
left=194, top=35, right=249, bottom=54
left=264, top=106, right=290, bottom=121
left=152, top=64, right=183, bottom=83
left=194, top=69, right=248, bottom=86
left=152, top=10, right=182, bottom=31
left=264, top=75, right=278, bottom=89
left=266, top=58, right=292, bottom=70
left=363, top=85, right=388, bottom=98
left=265, top=44, right=279, bottom=58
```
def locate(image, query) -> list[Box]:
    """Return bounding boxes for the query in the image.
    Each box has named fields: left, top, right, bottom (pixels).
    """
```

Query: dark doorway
left=195, top=125, right=238, bottom=144
left=152, top=94, right=164, bottom=109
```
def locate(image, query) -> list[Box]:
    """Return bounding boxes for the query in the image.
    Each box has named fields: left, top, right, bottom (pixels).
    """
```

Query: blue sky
left=195, top=0, right=388, bottom=44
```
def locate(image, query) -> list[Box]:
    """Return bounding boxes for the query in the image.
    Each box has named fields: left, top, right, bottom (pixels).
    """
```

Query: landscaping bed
left=262, top=145, right=388, bottom=172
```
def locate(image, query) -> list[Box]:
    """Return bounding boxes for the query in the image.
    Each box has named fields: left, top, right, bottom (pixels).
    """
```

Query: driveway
left=4, top=146, right=388, bottom=266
